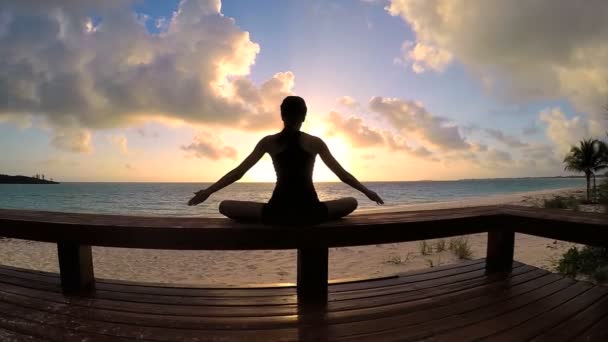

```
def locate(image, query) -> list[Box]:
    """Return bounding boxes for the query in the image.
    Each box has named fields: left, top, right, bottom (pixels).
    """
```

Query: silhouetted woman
left=188, top=96, right=384, bottom=224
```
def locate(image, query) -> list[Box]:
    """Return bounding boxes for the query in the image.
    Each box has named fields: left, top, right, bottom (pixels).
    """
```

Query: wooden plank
left=572, top=310, right=608, bottom=342
left=0, top=206, right=607, bottom=250
left=0, top=259, right=489, bottom=297
left=329, top=259, right=488, bottom=293
left=0, top=207, right=504, bottom=249
left=532, top=287, right=608, bottom=342
left=433, top=281, right=592, bottom=341
left=501, top=205, right=608, bottom=247
left=0, top=289, right=301, bottom=330
left=485, top=285, right=608, bottom=342
left=56, top=242, right=94, bottom=293
left=0, top=300, right=299, bottom=341
left=326, top=266, right=542, bottom=323
left=0, top=311, right=125, bottom=342
left=0, top=264, right=297, bottom=297
left=0, top=327, right=47, bottom=342
left=325, top=273, right=569, bottom=340
left=0, top=264, right=532, bottom=321
left=330, top=266, right=502, bottom=304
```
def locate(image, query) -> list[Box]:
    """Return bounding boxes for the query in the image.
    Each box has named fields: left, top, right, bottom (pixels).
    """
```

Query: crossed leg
left=218, top=197, right=358, bottom=222
left=219, top=200, right=265, bottom=222
left=324, top=197, right=358, bottom=220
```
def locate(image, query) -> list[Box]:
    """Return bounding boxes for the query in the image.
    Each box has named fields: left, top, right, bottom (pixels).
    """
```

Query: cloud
left=50, top=127, right=93, bottom=153
left=387, top=0, right=608, bottom=123
left=336, top=96, right=361, bottom=110
left=539, top=107, right=593, bottom=155
left=181, top=132, right=237, bottom=160
left=484, top=128, right=527, bottom=148
left=519, top=143, right=560, bottom=168
left=369, top=96, right=469, bottom=150
left=327, top=111, right=384, bottom=147
left=383, top=132, right=436, bottom=160
left=326, top=107, right=438, bottom=160
left=396, top=41, right=453, bottom=73
left=0, top=113, right=32, bottom=129
left=0, top=0, right=294, bottom=151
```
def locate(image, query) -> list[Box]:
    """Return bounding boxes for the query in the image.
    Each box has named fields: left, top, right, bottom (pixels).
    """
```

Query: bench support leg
left=297, top=248, right=328, bottom=305
left=486, top=230, right=515, bottom=273
left=57, top=242, right=95, bottom=293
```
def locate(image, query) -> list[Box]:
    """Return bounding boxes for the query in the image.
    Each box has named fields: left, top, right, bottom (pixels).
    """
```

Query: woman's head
left=281, top=96, right=307, bottom=128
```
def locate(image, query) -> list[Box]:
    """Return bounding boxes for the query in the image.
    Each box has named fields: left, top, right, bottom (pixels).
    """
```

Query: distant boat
left=0, top=174, right=59, bottom=184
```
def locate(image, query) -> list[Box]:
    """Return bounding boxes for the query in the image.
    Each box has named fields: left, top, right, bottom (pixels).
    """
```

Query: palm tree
left=563, top=139, right=608, bottom=201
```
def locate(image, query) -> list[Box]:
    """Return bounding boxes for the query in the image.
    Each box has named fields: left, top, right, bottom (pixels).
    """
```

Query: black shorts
left=262, top=201, right=329, bottom=225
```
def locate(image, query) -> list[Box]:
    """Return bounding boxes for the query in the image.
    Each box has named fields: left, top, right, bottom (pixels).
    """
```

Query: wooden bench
left=0, top=205, right=607, bottom=341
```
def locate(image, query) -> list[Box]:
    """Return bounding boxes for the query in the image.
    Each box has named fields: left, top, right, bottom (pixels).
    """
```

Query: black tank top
left=262, top=130, right=328, bottom=224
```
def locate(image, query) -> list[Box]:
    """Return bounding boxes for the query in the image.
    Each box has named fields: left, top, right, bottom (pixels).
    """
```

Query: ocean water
left=0, top=178, right=584, bottom=217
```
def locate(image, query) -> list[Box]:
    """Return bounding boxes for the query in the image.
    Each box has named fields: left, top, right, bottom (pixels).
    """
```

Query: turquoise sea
left=0, top=178, right=585, bottom=217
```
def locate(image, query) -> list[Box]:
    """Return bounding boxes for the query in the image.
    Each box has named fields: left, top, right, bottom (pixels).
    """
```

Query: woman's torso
left=263, top=130, right=327, bottom=223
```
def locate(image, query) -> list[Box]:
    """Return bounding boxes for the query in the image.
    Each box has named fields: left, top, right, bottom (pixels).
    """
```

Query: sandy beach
left=0, top=187, right=597, bottom=286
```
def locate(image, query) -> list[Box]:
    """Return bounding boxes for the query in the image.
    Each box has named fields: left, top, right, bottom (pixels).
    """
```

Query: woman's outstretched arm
left=317, top=139, right=384, bottom=204
left=188, top=138, right=268, bottom=206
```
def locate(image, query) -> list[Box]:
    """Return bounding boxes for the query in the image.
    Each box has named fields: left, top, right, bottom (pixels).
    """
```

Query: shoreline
left=0, top=187, right=592, bottom=286
left=354, top=186, right=583, bottom=214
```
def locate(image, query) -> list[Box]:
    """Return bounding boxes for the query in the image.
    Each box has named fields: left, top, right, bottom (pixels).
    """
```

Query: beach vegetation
left=384, top=252, right=414, bottom=265
left=419, top=240, right=432, bottom=255
left=435, top=239, right=447, bottom=252
left=449, top=237, right=473, bottom=260
left=563, top=139, right=608, bottom=201
left=597, top=173, right=608, bottom=205
left=543, top=195, right=580, bottom=210
left=556, top=246, right=608, bottom=283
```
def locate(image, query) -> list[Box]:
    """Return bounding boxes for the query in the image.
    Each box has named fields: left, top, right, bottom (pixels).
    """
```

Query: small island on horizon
left=0, top=174, right=59, bottom=184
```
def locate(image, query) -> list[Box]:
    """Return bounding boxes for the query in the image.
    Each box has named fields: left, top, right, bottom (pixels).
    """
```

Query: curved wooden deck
left=0, top=260, right=606, bottom=341
left=1, top=205, right=608, bottom=341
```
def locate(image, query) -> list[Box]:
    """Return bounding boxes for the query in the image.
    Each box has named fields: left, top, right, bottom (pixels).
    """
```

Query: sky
left=1, top=0, right=607, bottom=182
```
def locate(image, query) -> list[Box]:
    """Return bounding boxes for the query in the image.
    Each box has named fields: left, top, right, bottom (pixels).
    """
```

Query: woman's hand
left=365, top=190, right=384, bottom=205
left=188, top=189, right=211, bottom=206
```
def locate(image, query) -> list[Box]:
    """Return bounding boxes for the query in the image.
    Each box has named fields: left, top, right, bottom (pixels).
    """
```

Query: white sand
left=0, top=187, right=596, bottom=286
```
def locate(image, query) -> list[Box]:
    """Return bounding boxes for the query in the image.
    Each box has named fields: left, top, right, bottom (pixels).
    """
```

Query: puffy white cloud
left=369, top=96, right=469, bottom=150
left=181, top=131, right=237, bottom=160
left=327, top=111, right=384, bottom=147
left=539, top=107, right=593, bottom=155
left=396, top=41, right=453, bottom=73
left=387, top=0, right=608, bottom=121
left=383, top=132, right=436, bottom=160
left=326, top=108, right=438, bottom=160
left=336, top=96, right=361, bottom=110
left=0, top=0, right=294, bottom=151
